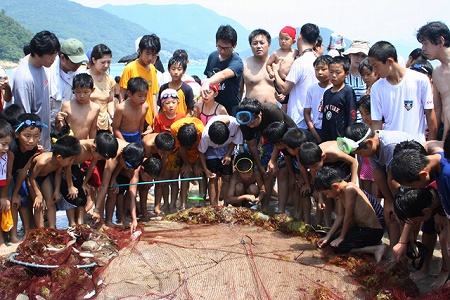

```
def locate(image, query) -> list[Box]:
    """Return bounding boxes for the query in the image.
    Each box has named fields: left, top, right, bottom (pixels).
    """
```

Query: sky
left=72, top=0, right=450, bottom=46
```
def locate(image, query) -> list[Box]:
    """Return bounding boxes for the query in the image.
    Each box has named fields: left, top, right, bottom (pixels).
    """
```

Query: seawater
left=109, top=63, right=206, bottom=80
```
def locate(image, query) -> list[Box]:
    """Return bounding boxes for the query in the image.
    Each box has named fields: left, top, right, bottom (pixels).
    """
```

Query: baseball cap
left=61, top=38, right=88, bottom=64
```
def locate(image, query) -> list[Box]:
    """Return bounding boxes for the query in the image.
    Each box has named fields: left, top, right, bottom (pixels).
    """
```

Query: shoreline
left=0, top=60, right=19, bottom=69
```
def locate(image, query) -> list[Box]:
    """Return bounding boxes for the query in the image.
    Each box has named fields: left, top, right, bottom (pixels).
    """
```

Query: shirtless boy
left=61, top=132, right=118, bottom=225
left=28, top=136, right=81, bottom=228
left=113, top=77, right=150, bottom=143
left=316, top=167, right=387, bottom=263
left=240, top=29, right=278, bottom=106
left=56, top=73, right=100, bottom=140
left=226, top=154, right=266, bottom=206
left=417, top=21, right=450, bottom=140
left=266, top=26, right=299, bottom=111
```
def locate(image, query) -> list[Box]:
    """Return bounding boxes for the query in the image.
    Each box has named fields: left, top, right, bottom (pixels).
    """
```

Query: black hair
left=16, top=113, right=42, bottom=133
left=122, top=142, right=145, bottom=169
left=138, top=34, right=161, bottom=54
left=90, top=44, right=112, bottom=65
left=216, top=25, right=238, bottom=45
left=23, top=43, right=31, bottom=56
left=358, top=57, right=373, bottom=74
left=315, top=166, right=343, bottom=191
left=0, top=104, right=26, bottom=127
left=298, top=142, right=322, bottom=167
left=127, top=77, right=148, bottom=94
left=142, top=157, right=163, bottom=177
left=173, top=49, right=188, bottom=61
left=444, top=130, right=450, bottom=159
left=155, top=132, right=175, bottom=152
left=192, top=75, right=202, bottom=85
left=114, top=76, right=121, bottom=83
left=236, top=97, right=263, bottom=115
left=52, top=136, right=82, bottom=158
left=72, top=73, right=94, bottom=90
left=313, top=55, right=333, bottom=67
left=300, top=23, right=320, bottom=45
left=282, top=128, right=310, bottom=151
left=394, top=186, right=433, bottom=224
left=393, top=140, right=426, bottom=157
left=0, top=119, right=14, bottom=139
left=235, top=152, right=254, bottom=173
left=408, top=48, right=426, bottom=61
left=94, top=131, right=118, bottom=159
left=358, top=94, right=371, bottom=112
left=409, top=59, right=433, bottom=77
left=209, top=121, right=230, bottom=145
left=248, top=28, right=271, bottom=45
left=314, top=35, right=323, bottom=50
left=417, top=21, right=450, bottom=47
left=343, top=123, right=375, bottom=151
left=329, top=56, right=350, bottom=72
left=177, top=124, right=198, bottom=148
left=390, top=149, right=429, bottom=184
left=30, top=30, right=60, bottom=57
left=168, top=55, right=187, bottom=71
left=368, top=41, right=397, bottom=63
left=263, top=121, right=288, bottom=145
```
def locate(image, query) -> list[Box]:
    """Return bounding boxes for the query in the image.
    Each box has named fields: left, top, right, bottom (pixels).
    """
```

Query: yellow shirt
left=170, top=117, right=204, bottom=163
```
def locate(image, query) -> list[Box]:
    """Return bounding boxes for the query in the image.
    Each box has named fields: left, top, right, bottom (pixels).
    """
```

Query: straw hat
left=343, top=40, right=370, bottom=56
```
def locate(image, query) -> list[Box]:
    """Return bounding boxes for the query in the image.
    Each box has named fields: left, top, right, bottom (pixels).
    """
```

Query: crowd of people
left=0, top=19, right=450, bottom=290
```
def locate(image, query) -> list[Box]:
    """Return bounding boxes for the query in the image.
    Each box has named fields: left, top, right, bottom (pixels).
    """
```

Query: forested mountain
left=0, top=10, right=33, bottom=61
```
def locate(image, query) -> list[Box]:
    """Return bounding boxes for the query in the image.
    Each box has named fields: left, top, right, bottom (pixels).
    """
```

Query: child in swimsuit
left=195, top=84, right=228, bottom=126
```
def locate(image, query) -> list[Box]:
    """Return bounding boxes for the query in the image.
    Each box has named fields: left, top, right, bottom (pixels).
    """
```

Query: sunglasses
left=15, top=120, right=48, bottom=132
left=236, top=111, right=258, bottom=125
left=161, top=92, right=179, bottom=100
left=336, top=128, right=371, bottom=154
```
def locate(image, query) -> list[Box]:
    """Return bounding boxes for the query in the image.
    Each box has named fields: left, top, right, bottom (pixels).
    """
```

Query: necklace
left=301, top=48, right=313, bottom=56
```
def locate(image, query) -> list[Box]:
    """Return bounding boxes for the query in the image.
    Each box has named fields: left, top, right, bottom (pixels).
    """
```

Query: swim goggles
left=236, top=111, right=257, bottom=125
left=125, top=160, right=140, bottom=170
left=160, top=92, right=179, bottom=100
left=235, top=157, right=253, bottom=173
left=409, top=64, right=430, bottom=75
left=336, top=128, right=371, bottom=154
left=15, top=120, right=48, bottom=132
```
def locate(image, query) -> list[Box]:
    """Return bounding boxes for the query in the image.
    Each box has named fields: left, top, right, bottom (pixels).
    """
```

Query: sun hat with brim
left=61, top=38, right=88, bottom=64
left=343, top=40, right=370, bottom=56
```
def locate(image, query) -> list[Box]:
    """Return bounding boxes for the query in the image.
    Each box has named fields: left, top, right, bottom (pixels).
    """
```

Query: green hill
left=0, top=10, right=33, bottom=62
left=0, top=0, right=208, bottom=63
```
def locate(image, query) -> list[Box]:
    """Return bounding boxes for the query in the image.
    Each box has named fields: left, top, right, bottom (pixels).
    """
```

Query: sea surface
left=5, top=63, right=207, bottom=81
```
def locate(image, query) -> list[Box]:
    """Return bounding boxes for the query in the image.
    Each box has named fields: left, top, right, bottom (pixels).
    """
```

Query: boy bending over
left=316, top=167, right=386, bottom=262
left=227, top=153, right=266, bottom=206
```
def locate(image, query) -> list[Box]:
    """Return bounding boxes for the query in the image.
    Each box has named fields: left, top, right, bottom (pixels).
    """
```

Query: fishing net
left=95, top=207, right=424, bottom=300
left=2, top=206, right=449, bottom=299
left=0, top=225, right=133, bottom=299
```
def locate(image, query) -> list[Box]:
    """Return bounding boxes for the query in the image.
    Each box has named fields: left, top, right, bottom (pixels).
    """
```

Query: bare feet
left=430, top=269, right=450, bottom=289
left=374, top=244, right=388, bottom=263
left=160, top=203, right=169, bottom=212
left=154, top=208, right=165, bottom=216
left=410, top=268, right=431, bottom=282
left=169, top=206, right=178, bottom=214
left=104, top=222, right=118, bottom=229
left=9, top=236, right=23, bottom=244
left=0, top=243, right=9, bottom=255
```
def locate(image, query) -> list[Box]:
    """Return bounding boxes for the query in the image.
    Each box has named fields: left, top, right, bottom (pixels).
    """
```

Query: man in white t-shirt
left=369, top=41, right=437, bottom=142
left=272, top=23, right=319, bottom=129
